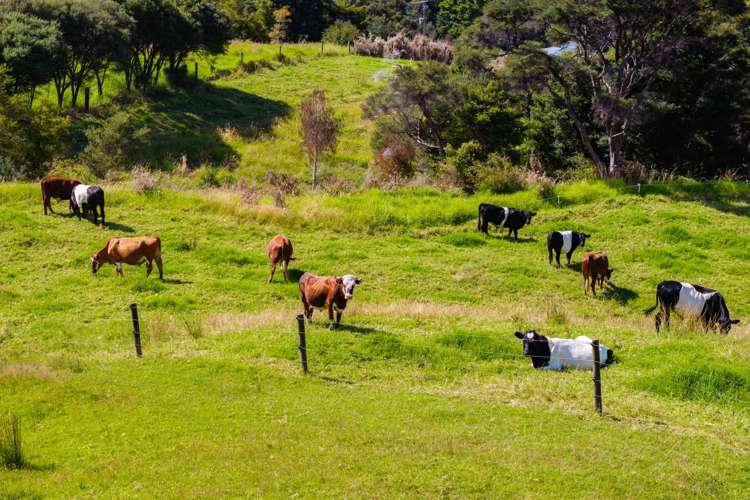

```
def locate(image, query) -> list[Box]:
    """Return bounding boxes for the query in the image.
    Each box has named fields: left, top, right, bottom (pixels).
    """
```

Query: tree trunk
left=54, top=78, right=66, bottom=108
left=608, top=133, right=624, bottom=177
left=312, top=153, right=318, bottom=190
left=572, top=115, right=607, bottom=177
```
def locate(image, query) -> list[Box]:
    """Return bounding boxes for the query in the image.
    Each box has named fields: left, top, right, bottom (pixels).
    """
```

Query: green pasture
left=1, top=181, right=749, bottom=497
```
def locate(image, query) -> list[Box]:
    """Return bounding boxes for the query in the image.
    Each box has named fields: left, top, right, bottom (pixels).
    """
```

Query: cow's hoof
left=328, top=324, right=336, bottom=331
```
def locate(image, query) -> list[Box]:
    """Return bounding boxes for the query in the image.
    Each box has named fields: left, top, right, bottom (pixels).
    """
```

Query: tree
left=435, top=0, right=485, bottom=39
left=364, top=62, right=463, bottom=156
left=300, top=89, right=339, bottom=189
left=268, top=6, right=291, bottom=53
left=322, top=19, right=359, bottom=45
left=508, top=0, right=701, bottom=177
left=0, top=12, right=64, bottom=105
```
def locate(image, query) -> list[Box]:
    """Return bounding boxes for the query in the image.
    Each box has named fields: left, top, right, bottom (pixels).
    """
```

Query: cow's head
left=580, top=233, right=591, bottom=246
left=90, top=254, right=102, bottom=274
left=514, top=329, right=551, bottom=368
left=338, top=275, right=362, bottom=300
left=605, top=267, right=613, bottom=282
left=525, top=211, right=537, bottom=224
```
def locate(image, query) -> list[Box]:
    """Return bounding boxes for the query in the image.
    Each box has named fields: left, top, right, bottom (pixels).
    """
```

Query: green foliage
left=322, top=19, right=359, bottom=44
left=435, top=0, right=485, bottom=38
left=0, top=414, right=24, bottom=470
left=80, top=107, right=149, bottom=176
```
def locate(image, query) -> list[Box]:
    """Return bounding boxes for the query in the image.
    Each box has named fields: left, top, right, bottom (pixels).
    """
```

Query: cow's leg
left=43, top=196, right=50, bottom=215
left=145, top=258, right=153, bottom=277
left=99, top=204, right=105, bottom=227
left=662, top=307, right=671, bottom=330
left=328, top=303, right=336, bottom=330
left=155, top=256, right=163, bottom=280
left=300, top=293, right=313, bottom=323
left=583, top=274, right=588, bottom=295
left=655, top=311, right=662, bottom=334
left=556, top=251, right=562, bottom=267
left=282, top=259, right=290, bottom=282
left=591, top=275, right=597, bottom=297
left=548, top=246, right=553, bottom=265
left=336, top=312, right=342, bottom=327
left=268, top=262, right=277, bottom=283
left=116, top=261, right=123, bottom=277
left=514, top=229, right=519, bottom=240
left=566, top=251, right=573, bottom=265
left=92, top=205, right=98, bottom=225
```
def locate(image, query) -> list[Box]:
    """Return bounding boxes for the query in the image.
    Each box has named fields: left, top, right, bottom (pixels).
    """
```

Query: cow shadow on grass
left=104, top=221, right=135, bottom=233
left=163, top=278, right=192, bottom=285
left=485, top=233, right=537, bottom=244
left=601, top=283, right=638, bottom=304
left=335, top=324, right=379, bottom=335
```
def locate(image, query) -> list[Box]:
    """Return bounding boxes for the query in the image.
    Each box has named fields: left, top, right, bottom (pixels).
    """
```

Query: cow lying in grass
left=514, top=330, right=614, bottom=370
left=91, top=237, right=163, bottom=279
left=548, top=231, right=590, bottom=266
left=299, top=272, right=362, bottom=330
left=644, top=281, right=739, bottom=334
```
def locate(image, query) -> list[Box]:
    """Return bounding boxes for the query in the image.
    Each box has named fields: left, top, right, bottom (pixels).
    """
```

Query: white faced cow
left=645, top=281, right=739, bottom=334
left=299, top=272, right=363, bottom=330
left=514, top=329, right=614, bottom=371
left=547, top=231, right=590, bottom=266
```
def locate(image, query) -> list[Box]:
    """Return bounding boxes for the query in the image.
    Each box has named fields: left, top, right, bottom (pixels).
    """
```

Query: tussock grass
left=0, top=415, right=24, bottom=470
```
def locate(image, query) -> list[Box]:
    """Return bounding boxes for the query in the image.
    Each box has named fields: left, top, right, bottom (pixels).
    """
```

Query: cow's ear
left=531, top=211, right=537, bottom=216
left=585, top=233, right=591, bottom=238
left=731, top=319, right=740, bottom=324
left=514, top=331, right=524, bottom=339
left=355, top=278, right=363, bottom=284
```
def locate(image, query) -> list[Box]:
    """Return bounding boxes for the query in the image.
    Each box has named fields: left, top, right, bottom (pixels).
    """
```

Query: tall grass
left=0, top=414, right=25, bottom=469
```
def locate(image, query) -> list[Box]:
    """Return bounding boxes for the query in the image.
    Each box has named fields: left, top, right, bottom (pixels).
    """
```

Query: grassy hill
left=1, top=180, right=749, bottom=497
left=43, top=42, right=397, bottom=183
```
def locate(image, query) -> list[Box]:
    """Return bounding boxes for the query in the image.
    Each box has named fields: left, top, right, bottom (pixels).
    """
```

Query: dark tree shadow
left=602, top=283, right=639, bottom=304
left=135, top=84, right=291, bottom=167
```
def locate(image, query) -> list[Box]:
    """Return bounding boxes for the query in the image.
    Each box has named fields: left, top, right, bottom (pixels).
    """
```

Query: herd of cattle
left=39, top=176, right=741, bottom=371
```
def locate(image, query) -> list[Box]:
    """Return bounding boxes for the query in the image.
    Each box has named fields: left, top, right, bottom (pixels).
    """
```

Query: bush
left=375, top=133, right=416, bottom=180
left=322, top=20, right=359, bottom=45
left=446, top=140, right=483, bottom=193
left=80, top=107, right=149, bottom=176
left=476, top=154, right=528, bottom=194
left=353, top=33, right=452, bottom=63
left=131, top=165, right=158, bottom=193
left=0, top=414, right=24, bottom=469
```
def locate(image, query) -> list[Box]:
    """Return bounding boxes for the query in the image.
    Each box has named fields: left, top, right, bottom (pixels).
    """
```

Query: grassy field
left=40, top=42, right=396, bottom=182
left=1, top=180, right=749, bottom=497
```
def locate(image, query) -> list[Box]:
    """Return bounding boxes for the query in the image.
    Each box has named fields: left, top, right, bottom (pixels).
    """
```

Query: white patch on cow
left=675, top=282, right=715, bottom=318
left=72, top=184, right=91, bottom=208
left=498, top=207, right=509, bottom=227
left=116, top=262, right=123, bottom=273
left=559, top=231, right=574, bottom=253
left=544, top=335, right=610, bottom=371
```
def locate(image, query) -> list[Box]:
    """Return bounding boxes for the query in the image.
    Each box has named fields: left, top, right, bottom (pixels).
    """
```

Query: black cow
left=71, top=184, right=106, bottom=227
left=477, top=203, right=536, bottom=240
left=644, top=281, right=739, bottom=334
left=547, top=231, right=590, bottom=266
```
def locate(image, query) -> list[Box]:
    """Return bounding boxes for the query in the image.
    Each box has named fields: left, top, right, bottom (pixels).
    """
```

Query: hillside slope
left=1, top=181, right=749, bottom=497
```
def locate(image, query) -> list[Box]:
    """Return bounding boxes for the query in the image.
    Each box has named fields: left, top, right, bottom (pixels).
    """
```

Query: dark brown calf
left=267, top=234, right=294, bottom=282
left=298, top=272, right=362, bottom=329
left=41, top=176, right=80, bottom=215
left=582, top=252, right=613, bottom=297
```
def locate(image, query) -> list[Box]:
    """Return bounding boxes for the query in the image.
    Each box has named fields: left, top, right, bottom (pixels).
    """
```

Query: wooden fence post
left=592, top=339, right=602, bottom=414
left=296, top=314, right=308, bottom=374
left=130, top=303, right=142, bottom=357
left=194, top=62, right=198, bottom=80
left=84, top=87, right=90, bottom=112
left=240, top=52, right=244, bottom=65
left=320, top=40, right=324, bottom=55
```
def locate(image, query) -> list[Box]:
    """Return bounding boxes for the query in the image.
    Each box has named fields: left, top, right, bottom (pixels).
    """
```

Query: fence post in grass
left=84, top=87, right=90, bottom=112
left=320, top=40, right=324, bottom=55
left=194, top=62, right=198, bottom=80
left=240, top=52, right=244, bottom=65
left=638, top=183, right=641, bottom=195
left=130, top=303, right=142, bottom=357
left=296, top=314, right=308, bottom=374
left=592, top=339, right=602, bottom=414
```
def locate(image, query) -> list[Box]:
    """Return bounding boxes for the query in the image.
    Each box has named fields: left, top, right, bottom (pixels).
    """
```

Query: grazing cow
left=41, top=176, right=80, bottom=215
left=267, top=234, right=294, bottom=283
left=477, top=203, right=536, bottom=240
left=644, top=281, right=739, bottom=334
left=514, top=329, right=614, bottom=371
left=582, top=252, right=613, bottom=296
left=547, top=231, right=590, bottom=266
left=299, top=272, right=362, bottom=330
left=91, top=236, right=163, bottom=279
left=71, top=184, right=105, bottom=227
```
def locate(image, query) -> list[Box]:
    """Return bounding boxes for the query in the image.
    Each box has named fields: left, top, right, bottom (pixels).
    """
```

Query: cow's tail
left=644, top=290, right=660, bottom=315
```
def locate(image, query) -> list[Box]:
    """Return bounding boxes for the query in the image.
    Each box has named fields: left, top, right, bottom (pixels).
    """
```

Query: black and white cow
left=477, top=203, right=536, bottom=240
left=547, top=231, right=590, bottom=266
left=644, top=281, right=739, bottom=334
left=71, top=184, right=106, bottom=227
left=514, top=329, right=614, bottom=370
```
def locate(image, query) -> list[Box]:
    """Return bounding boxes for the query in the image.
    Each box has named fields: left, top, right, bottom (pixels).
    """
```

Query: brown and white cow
left=91, top=237, right=163, bottom=279
left=299, top=272, right=362, bottom=329
left=582, top=252, right=613, bottom=297
left=41, top=176, right=80, bottom=215
left=267, top=234, right=294, bottom=283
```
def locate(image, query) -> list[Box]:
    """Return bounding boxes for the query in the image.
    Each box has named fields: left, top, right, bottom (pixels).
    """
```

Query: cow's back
left=299, top=273, right=337, bottom=308
left=268, top=235, right=292, bottom=262
left=108, top=236, right=160, bottom=261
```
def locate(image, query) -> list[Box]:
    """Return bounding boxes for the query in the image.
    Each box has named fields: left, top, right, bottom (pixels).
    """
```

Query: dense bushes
left=322, top=20, right=359, bottom=45
left=354, top=33, right=452, bottom=62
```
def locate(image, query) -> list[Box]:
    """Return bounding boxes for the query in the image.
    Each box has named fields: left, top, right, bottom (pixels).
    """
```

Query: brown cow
left=582, top=252, right=613, bottom=297
left=299, top=272, right=362, bottom=329
left=91, top=237, right=163, bottom=279
left=267, top=234, right=294, bottom=282
left=41, top=176, right=80, bottom=215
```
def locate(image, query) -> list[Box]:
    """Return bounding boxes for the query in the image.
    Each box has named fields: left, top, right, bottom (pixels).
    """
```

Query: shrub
left=322, top=20, right=359, bottom=45
left=446, top=140, right=483, bottom=193
left=80, top=107, right=149, bottom=176
left=476, top=154, right=528, bottom=194
left=353, top=33, right=452, bottom=63
left=131, top=165, right=158, bottom=194
left=0, top=414, right=24, bottom=469
left=374, top=133, right=416, bottom=180
left=235, top=176, right=262, bottom=206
